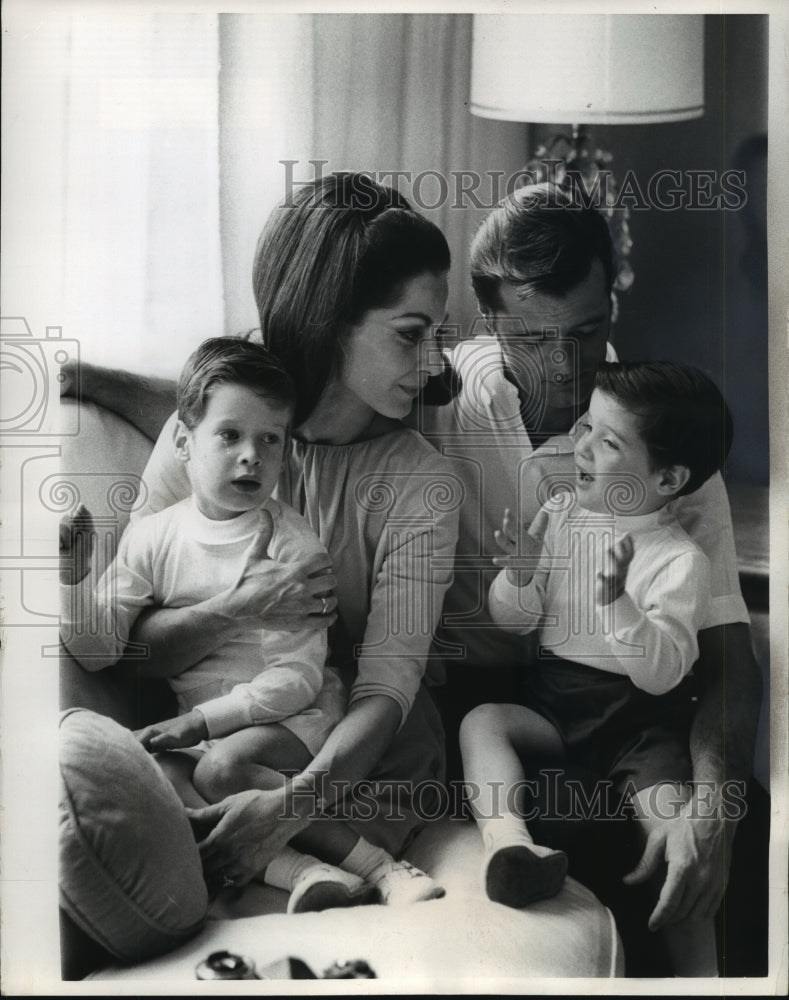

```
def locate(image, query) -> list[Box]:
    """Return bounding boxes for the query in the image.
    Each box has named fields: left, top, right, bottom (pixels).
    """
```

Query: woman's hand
left=493, top=506, right=549, bottom=586
left=212, top=508, right=338, bottom=632
left=134, top=710, right=209, bottom=751
left=185, top=785, right=313, bottom=888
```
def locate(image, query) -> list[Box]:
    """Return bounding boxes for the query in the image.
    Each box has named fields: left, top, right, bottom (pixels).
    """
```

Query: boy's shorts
left=523, top=653, right=696, bottom=793
left=187, top=666, right=347, bottom=758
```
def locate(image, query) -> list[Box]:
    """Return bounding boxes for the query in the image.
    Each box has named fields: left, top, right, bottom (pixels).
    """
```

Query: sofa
left=58, top=396, right=627, bottom=985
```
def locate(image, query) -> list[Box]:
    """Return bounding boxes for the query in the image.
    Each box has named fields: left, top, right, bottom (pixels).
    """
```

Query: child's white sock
left=263, top=846, right=377, bottom=913
left=478, top=814, right=535, bottom=854
left=341, top=837, right=445, bottom=905
left=263, top=846, right=314, bottom=890
left=340, top=838, right=391, bottom=880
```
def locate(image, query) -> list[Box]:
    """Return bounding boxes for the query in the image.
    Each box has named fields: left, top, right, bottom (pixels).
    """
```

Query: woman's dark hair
left=178, top=336, right=296, bottom=430
left=470, top=183, right=615, bottom=315
left=252, top=172, right=451, bottom=425
left=594, top=361, right=733, bottom=496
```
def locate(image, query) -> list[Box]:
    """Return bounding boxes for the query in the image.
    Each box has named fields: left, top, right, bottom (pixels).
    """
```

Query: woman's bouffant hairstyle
left=594, top=360, right=733, bottom=497
left=252, top=172, right=451, bottom=425
left=178, top=337, right=296, bottom=430
left=470, top=183, right=615, bottom=315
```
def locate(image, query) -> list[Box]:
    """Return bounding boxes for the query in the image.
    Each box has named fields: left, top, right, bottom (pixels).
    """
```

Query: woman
left=125, top=173, right=461, bottom=890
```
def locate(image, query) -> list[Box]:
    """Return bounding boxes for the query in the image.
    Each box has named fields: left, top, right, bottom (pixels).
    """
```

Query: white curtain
left=5, top=10, right=526, bottom=375
left=218, top=13, right=528, bottom=337
left=307, top=13, right=527, bottom=334
left=218, top=15, right=314, bottom=338
left=6, top=10, right=226, bottom=377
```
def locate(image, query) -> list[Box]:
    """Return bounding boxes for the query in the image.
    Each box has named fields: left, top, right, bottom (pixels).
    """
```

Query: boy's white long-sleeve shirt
left=60, top=496, right=329, bottom=739
left=488, top=495, right=711, bottom=695
left=416, top=336, right=748, bottom=672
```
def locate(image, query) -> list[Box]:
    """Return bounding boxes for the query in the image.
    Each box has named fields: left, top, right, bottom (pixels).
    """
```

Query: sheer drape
left=307, top=13, right=527, bottom=334
left=56, top=13, right=224, bottom=375
left=218, top=15, right=314, bottom=339
left=6, top=11, right=526, bottom=372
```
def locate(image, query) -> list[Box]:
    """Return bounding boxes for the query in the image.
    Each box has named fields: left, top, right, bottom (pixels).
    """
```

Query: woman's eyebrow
left=393, top=311, right=450, bottom=325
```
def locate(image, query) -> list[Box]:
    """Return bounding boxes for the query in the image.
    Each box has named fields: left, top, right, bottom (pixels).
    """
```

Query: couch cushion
left=59, top=398, right=154, bottom=577
left=89, top=816, right=622, bottom=981
left=59, top=708, right=208, bottom=963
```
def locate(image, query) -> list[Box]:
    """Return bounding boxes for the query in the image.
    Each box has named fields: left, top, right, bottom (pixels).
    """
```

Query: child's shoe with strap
left=367, top=859, right=445, bottom=905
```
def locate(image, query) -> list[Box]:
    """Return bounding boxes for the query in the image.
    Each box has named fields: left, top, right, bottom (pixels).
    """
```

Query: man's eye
left=399, top=329, right=423, bottom=345
left=262, top=434, right=281, bottom=445
left=603, top=438, right=619, bottom=450
left=579, top=421, right=592, bottom=432
left=219, top=430, right=238, bottom=442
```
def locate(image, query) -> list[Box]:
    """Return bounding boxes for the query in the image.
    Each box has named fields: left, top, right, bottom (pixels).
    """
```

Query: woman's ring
left=222, top=872, right=236, bottom=889
left=320, top=596, right=329, bottom=616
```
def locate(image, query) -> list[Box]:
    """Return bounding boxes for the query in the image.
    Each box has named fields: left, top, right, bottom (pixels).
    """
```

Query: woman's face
left=340, top=271, right=450, bottom=419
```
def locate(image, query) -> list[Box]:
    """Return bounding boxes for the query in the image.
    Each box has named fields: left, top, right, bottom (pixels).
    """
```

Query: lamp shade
left=471, top=14, right=704, bottom=124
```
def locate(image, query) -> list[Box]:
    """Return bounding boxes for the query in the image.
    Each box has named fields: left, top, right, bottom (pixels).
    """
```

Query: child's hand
left=58, top=358, right=78, bottom=398
left=595, top=533, right=634, bottom=606
left=492, top=506, right=549, bottom=587
left=58, top=503, right=94, bottom=585
left=135, top=710, right=208, bottom=752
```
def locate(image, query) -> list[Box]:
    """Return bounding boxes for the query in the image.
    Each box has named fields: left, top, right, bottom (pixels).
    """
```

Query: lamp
left=470, top=13, right=705, bottom=298
left=471, top=14, right=704, bottom=126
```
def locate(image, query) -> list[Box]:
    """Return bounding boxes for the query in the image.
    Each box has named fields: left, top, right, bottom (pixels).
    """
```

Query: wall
left=529, top=14, right=769, bottom=484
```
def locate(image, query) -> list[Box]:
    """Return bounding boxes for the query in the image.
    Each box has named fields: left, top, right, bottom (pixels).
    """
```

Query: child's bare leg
left=192, top=724, right=306, bottom=796
left=194, top=725, right=443, bottom=905
left=459, top=703, right=568, bottom=906
left=154, top=750, right=209, bottom=809
left=632, top=783, right=718, bottom=977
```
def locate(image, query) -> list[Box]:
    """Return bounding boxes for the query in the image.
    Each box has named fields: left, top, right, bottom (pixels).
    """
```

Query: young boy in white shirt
left=459, top=360, right=733, bottom=977
left=62, top=337, right=444, bottom=912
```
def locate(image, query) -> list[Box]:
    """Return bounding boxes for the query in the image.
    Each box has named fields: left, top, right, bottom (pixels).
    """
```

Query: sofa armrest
left=59, top=397, right=176, bottom=725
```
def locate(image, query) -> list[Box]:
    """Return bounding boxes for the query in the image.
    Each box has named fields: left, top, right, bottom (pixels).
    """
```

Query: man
left=417, top=183, right=765, bottom=974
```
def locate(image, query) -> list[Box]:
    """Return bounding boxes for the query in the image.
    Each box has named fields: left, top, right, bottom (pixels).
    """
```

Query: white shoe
left=368, top=859, right=445, bottom=905
left=287, top=863, right=378, bottom=914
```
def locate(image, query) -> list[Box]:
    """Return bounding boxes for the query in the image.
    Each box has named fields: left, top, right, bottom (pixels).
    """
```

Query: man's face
left=493, top=259, right=611, bottom=434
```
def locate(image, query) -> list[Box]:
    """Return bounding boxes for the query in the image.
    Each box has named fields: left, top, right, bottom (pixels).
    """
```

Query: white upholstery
left=90, top=818, right=622, bottom=983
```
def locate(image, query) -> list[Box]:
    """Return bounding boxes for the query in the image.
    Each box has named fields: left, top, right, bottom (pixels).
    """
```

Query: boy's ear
left=173, top=420, right=191, bottom=464
left=657, top=464, right=691, bottom=497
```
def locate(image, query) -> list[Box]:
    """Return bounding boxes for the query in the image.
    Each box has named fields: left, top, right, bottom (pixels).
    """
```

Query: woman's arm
left=62, top=359, right=177, bottom=443
left=128, top=544, right=337, bottom=678
left=298, top=694, right=401, bottom=804
left=186, top=694, right=401, bottom=884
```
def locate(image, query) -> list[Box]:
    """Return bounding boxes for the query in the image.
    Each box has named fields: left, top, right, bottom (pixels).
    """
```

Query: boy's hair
left=594, top=361, right=733, bottom=497
left=178, top=337, right=296, bottom=430
left=470, top=183, right=615, bottom=315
